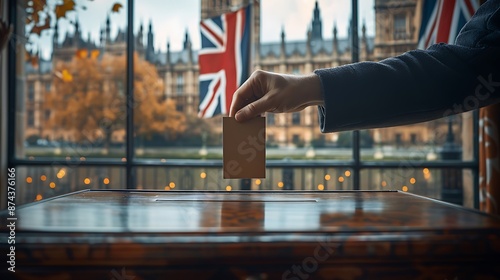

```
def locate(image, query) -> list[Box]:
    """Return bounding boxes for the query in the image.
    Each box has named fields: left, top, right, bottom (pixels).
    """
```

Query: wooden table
left=1, top=190, right=500, bottom=279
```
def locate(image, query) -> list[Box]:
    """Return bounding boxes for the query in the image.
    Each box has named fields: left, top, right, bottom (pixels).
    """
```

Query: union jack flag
left=198, top=5, right=251, bottom=118
left=418, top=0, right=479, bottom=49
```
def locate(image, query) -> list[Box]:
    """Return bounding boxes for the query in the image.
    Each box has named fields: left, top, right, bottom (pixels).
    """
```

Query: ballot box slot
left=155, top=199, right=317, bottom=203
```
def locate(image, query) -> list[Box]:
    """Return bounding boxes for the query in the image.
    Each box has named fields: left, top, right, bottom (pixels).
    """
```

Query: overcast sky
left=31, top=0, right=375, bottom=57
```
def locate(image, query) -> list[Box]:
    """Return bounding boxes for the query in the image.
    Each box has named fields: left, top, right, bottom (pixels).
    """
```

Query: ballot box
left=1, top=190, right=500, bottom=279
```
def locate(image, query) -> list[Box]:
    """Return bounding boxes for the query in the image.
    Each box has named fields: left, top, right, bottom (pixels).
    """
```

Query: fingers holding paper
left=229, top=70, right=325, bottom=122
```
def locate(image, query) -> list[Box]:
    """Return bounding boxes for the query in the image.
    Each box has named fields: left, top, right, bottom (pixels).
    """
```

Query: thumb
left=234, top=98, right=268, bottom=122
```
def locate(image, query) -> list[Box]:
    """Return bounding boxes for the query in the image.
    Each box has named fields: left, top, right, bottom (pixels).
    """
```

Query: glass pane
left=362, top=113, right=473, bottom=161
left=135, top=167, right=353, bottom=191
left=360, top=0, right=475, bottom=162
left=361, top=168, right=474, bottom=207
left=132, top=0, right=355, bottom=161
left=15, top=166, right=124, bottom=205
left=18, top=1, right=127, bottom=160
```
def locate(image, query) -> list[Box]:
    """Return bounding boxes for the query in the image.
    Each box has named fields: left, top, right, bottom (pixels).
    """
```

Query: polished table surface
left=1, top=190, right=500, bottom=279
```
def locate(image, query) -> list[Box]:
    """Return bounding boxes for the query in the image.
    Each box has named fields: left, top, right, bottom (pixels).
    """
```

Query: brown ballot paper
left=223, top=117, right=266, bottom=179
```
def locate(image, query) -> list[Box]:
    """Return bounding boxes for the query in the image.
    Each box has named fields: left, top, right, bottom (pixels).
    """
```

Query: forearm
left=316, top=0, right=500, bottom=132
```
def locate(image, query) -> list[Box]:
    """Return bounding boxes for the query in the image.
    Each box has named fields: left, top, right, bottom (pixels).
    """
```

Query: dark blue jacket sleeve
left=315, top=0, right=500, bottom=132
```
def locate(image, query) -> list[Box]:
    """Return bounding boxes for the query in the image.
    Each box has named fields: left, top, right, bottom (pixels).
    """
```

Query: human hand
left=229, top=70, right=324, bottom=122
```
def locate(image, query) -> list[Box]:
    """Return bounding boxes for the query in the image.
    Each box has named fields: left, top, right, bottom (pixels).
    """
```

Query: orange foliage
left=30, top=16, right=51, bottom=36
left=26, top=1, right=123, bottom=38
left=75, top=49, right=88, bottom=59
left=111, top=3, right=123, bottom=13
left=46, top=53, right=185, bottom=145
left=90, top=49, right=100, bottom=59
left=55, top=0, right=76, bottom=19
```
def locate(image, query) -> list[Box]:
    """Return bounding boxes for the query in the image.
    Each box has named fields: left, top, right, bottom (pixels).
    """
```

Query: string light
left=84, top=178, right=91, bottom=185
left=49, top=182, right=56, bottom=189
left=409, top=178, right=416, bottom=184
left=324, top=174, right=331, bottom=181
left=226, top=185, right=232, bottom=191
left=338, top=176, right=345, bottom=183
left=381, top=180, right=387, bottom=187
left=255, top=179, right=262, bottom=185
left=103, top=178, right=110, bottom=184
left=169, top=182, right=176, bottom=188
left=57, top=169, right=66, bottom=179
left=26, top=177, right=33, bottom=183
left=318, top=184, right=324, bottom=190
left=344, top=170, right=351, bottom=177
left=164, top=186, right=171, bottom=190
left=40, top=175, right=47, bottom=181
left=402, top=186, right=408, bottom=192
left=35, top=194, right=42, bottom=201
left=200, top=172, right=207, bottom=179
left=277, top=181, right=284, bottom=188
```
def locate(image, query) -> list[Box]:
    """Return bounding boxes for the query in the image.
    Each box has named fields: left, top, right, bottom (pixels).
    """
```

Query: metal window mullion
left=126, top=0, right=135, bottom=189
left=351, top=0, right=360, bottom=190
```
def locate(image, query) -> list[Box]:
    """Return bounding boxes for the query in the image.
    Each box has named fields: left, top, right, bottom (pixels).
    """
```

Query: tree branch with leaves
left=46, top=52, right=186, bottom=152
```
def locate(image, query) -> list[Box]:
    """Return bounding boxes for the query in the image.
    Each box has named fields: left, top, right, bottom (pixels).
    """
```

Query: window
left=394, top=14, right=407, bottom=40
left=27, top=110, right=35, bottom=127
left=410, top=133, right=417, bottom=145
left=7, top=0, right=478, bottom=209
left=292, top=112, right=301, bottom=125
left=27, top=83, right=34, bottom=101
left=176, top=74, right=184, bottom=94
left=395, top=133, right=402, bottom=147
left=267, top=114, right=275, bottom=125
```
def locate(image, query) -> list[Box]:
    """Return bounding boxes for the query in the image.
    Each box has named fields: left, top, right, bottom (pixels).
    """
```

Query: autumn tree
left=46, top=51, right=186, bottom=152
left=26, top=0, right=123, bottom=37
left=24, top=0, right=122, bottom=63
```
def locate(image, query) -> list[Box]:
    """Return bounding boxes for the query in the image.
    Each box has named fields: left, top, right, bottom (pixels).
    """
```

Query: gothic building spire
left=361, top=19, right=368, bottom=58
left=53, top=20, right=59, bottom=48
left=105, top=14, right=111, bottom=43
left=166, top=39, right=171, bottom=66
left=332, top=21, right=338, bottom=57
left=74, top=16, right=81, bottom=47
left=362, top=19, right=367, bottom=42
left=146, top=20, right=155, bottom=62
left=137, top=21, right=144, bottom=47
left=183, top=29, right=192, bottom=51
left=183, top=29, right=193, bottom=64
left=280, top=26, right=286, bottom=59
left=311, top=0, right=322, bottom=41
left=99, top=27, right=104, bottom=45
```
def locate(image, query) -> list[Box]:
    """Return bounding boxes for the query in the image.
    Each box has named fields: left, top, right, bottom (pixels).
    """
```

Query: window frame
left=6, top=0, right=480, bottom=208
